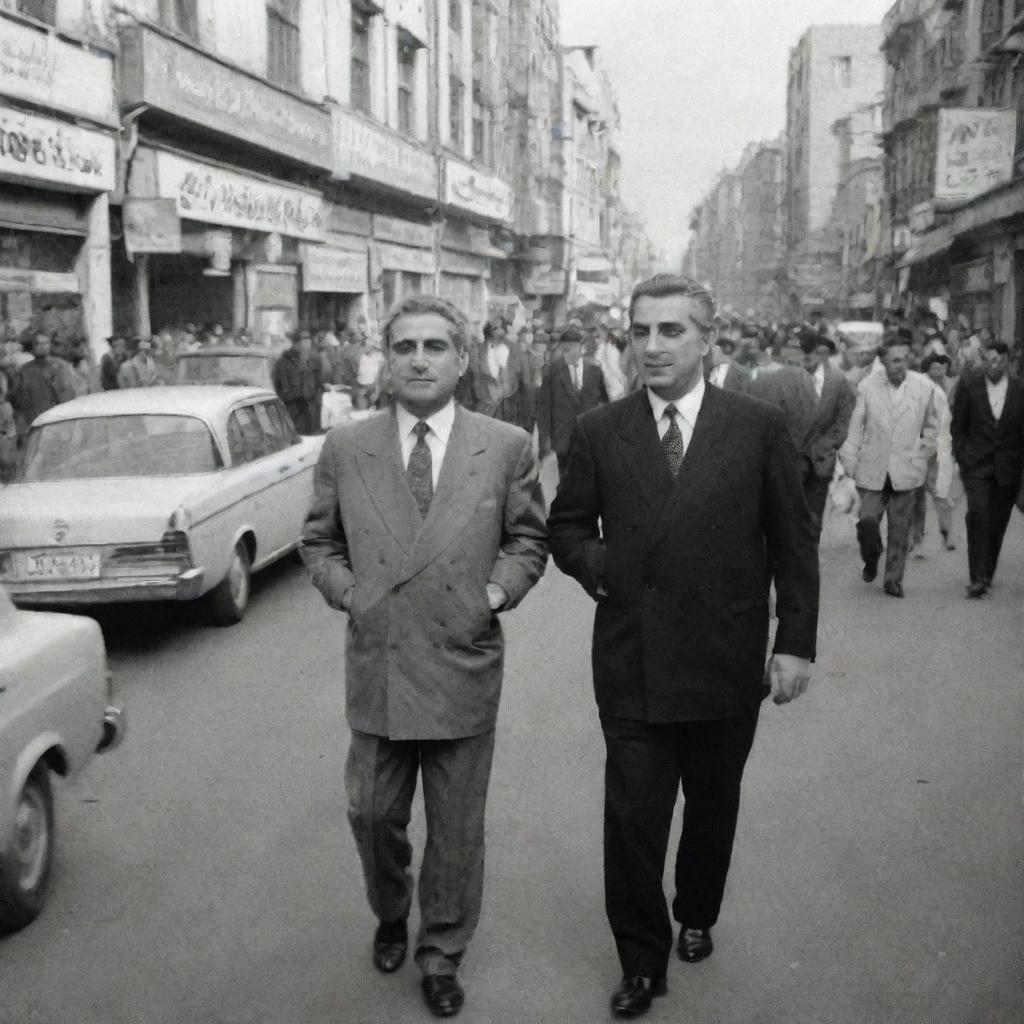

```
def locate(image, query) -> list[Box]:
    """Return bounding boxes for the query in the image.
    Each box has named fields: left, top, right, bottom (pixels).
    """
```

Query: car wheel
left=0, top=764, right=54, bottom=935
left=207, top=541, right=252, bottom=626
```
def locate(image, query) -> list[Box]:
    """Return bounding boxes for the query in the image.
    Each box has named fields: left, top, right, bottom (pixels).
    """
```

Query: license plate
left=19, top=549, right=101, bottom=580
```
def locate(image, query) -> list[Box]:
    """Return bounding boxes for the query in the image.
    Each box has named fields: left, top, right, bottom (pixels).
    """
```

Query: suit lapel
left=613, top=391, right=674, bottom=511
left=557, top=360, right=581, bottom=410
left=353, top=412, right=419, bottom=554
left=396, top=406, right=490, bottom=585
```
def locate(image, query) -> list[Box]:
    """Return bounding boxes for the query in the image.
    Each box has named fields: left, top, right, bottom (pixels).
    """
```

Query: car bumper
left=6, top=567, right=205, bottom=607
left=98, top=705, right=126, bottom=754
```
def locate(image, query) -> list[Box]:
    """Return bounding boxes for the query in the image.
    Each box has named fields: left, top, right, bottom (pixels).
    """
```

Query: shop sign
left=0, top=105, right=114, bottom=192
left=151, top=150, right=327, bottom=241
left=330, top=205, right=372, bottom=236
left=0, top=15, right=117, bottom=127
left=441, top=221, right=499, bottom=257
left=522, top=269, right=566, bottom=296
left=935, top=108, right=1015, bottom=204
left=376, top=241, right=435, bottom=275
left=952, top=259, right=992, bottom=295
left=334, top=109, right=437, bottom=201
left=119, top=26, right=332, bottom=169
left=123, top=198, right=182, bottom=254
left=440, top=250, right=489, bottom=277
left=373, top=215, right=434, bottom=250
left=300, top=244, right=369, bottom=293
left=442, top=158, right=513, bottom=222
left=0, top=267, right=79, bottom=293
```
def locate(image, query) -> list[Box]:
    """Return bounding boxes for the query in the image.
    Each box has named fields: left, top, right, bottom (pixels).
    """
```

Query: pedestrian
left=548, top=274, right=819, bottom=1019
left=839, top=335, right=940, bottom=598
left=950, top=339, right=1024, bottom=597
left=118, top=338, right=162, bottom=388
left=9, top=332, right=76, bottom=438
left=912, top=353, right=960, bottom=554
left=799, top=333, right=856, bottom=538
left=593, top=323, right=627, bottom=400
left=272, top=332, right=320, bottom=433
left=99, top=335, right=127, bottom=390
left=707, top=337, right=752, bottom=392
left=0, top=368, right=18, bottom=482
left=536, top=323, right=609, bottom=477
left=466, top=319, right=525, bottom=423
left=301, top=294, right=547, bottom=1019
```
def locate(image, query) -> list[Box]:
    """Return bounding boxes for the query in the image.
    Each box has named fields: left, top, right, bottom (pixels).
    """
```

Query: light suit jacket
left=302, top=406, right=548, bottom=741
left=840, top=370, right=939, bottom=492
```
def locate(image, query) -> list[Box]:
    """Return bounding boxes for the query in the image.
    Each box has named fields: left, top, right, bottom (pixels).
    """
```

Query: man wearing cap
left=800, top=333, right=856, bottom=538
left=537, top=324, right=609, bottom=478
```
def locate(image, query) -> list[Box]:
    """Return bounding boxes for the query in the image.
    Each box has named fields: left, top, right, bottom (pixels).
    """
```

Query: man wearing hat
left=118, top=337, right=162, bottom=388
left=537, top=324, right=609, bottom=478
left=800, top=333, right=856, bottom=538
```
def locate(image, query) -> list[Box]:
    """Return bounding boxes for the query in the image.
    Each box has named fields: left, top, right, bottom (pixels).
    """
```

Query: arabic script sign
left=442, top=158, right=513, bottom=222
left=935, top=107, right=1016, bottom=204
left=334, top=109, right=437, bottom=200
left=153, top=151, right=327, bottom=241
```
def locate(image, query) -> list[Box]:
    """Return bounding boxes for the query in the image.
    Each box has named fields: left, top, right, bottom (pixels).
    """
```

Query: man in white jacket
left=840, top=335, right=940, bottom=598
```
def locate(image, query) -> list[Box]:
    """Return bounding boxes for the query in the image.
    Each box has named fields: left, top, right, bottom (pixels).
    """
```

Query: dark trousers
left=856, top=476, right=918, bottom=585
left=801, top=468, right=832, bottom=540
left=600, top=710, right=760, bottom=978
left=284, top=398, right=313, bottom=435
left=963, top=475, right=1018, bottom=585
left=345, top=729, right=496, bottom=977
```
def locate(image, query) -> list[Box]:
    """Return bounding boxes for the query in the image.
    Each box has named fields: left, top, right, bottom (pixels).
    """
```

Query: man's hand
left=766, top=653, right=811, bottom=705
left=486, top=582, right=508, bottom=611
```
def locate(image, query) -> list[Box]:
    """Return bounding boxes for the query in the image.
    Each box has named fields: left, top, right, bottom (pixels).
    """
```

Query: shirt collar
left=647, top=376, right=706, bottom=426
left=814, top=363, right=825, bottom=382
left=395, top=400, right=457, bottom=445
left=986, top=375, right=1008, bottom=393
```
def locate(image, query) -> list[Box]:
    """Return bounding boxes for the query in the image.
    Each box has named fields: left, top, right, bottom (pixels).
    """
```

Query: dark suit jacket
left=302, top=406, right=548, bottom=740
left=806, top=366, right=856, bottom=479
left=537, top=358, right=609, bottom=458
left=715, top=362, right=752, bottom=393
left=548, top=387, right=819, bottom=723
left=950, top=372, right=1024, bottom=486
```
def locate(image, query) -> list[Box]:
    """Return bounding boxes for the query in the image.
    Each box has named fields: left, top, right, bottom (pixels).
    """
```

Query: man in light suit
left=800, top=333, right=856, bottom=538
left=840, top=336, right=940, bottom=598
left=548, top=274, right=819, bottom=1018
left=950, top=340, right=1024, bottom=597
left=302, top=295, right=547, bottom=1018
left=537, top=324, right=609, bottom=477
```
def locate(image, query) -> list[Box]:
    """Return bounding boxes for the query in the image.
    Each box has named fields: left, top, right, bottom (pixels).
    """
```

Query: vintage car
left=0, top=386, right=323, bottom=625
left=0, top=585, right=124, bottom=933
left=173, top=346, right=278, bottom=388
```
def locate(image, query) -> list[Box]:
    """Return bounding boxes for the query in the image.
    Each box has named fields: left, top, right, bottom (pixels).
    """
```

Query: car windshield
left=16, top=415, right=223, bottom=481
left=176, top=354, right=271, bottom=386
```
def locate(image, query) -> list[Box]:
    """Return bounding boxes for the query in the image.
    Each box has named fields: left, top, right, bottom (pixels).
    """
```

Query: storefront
left=299, top=233, right=370, bottom=331
left=0, top=13, right=117, bottom=364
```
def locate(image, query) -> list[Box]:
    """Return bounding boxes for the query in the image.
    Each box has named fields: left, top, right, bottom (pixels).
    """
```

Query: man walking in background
left=950, top=339, right=1024, bottom=597
left=302, top=295, right=547, bottom=1018
left=840, top=335, right=940, bottom=598
left=548, top=274, right=819, bottom=1019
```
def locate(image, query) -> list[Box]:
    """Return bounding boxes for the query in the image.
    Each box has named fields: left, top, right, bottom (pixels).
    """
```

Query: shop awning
left=897, top=223, right=955, bottom=268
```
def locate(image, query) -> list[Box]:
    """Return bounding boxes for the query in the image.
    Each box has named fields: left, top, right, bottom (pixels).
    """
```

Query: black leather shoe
left=610, top=976, right=667, bottom=1018
left=421, top=974, right=464, bottom=1017
left=883, top=581, right=904, bottom=598
left=967, top=581, right=988, bottom=598
left=862, top=562, right=878, bottom=583
left=678, top=927, right=714, bottom=962
left=372, top=919, right=408, bottom=974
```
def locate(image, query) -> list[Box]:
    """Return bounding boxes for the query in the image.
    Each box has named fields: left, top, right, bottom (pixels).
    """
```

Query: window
left=227, top=407, right=273, bottom=465
left=157, top=0, right=198, bottom=38
left=449, top=75, right=465, bottom=148
left=3, top=0, right=56, bottom=22
left=981, top=0, right=1005, bottom=51
left=254, top=401, right=292, bottom=453
left=832, top=56, right=852, bottom=88
left=267, top=0, right=301, bottom=91
left=351, top=7, right=372, bottom=114
left=269, top=400, right=300, bottom=444
left=398, top=35, right=418, bottom=136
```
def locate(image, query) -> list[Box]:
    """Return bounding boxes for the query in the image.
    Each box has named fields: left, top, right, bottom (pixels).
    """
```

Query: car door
left=223, top=403, right=283, bottom=564
left=258, top=399, right=317, bottom=551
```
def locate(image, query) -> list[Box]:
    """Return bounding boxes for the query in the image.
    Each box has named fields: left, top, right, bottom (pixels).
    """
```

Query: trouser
left=801, top=468, right=832, bottom=540
left=285, top=398, right=312, bottom=435
left=600, top=710, right=760, bottom=978
left=345, top=728, right=496, bottom=977
left=962, top=475, right=1018, bottom=585
left=856, top=477, right=918, bottom=585
left=910, top=456, right=956, bottom=548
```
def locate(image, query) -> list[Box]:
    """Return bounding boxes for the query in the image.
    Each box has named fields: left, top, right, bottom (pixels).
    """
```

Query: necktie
left=662, top=405, right=685, bottom=476
left=407, top=421, right=433, bottom=520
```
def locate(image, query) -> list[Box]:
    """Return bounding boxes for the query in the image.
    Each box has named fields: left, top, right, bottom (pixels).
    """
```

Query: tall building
left=784, top=24, right=884, bottom=314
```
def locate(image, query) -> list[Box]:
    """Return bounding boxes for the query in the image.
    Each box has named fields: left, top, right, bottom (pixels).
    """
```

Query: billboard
left=935, top=108, right=1016, bottom=204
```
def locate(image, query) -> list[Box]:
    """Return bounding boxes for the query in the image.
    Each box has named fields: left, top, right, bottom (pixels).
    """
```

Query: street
left=1, top=487, right=1022, bottom=1024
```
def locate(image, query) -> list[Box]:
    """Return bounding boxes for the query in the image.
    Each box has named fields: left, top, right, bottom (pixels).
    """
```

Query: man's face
left=31, top=335, right=51, bottom=359
left=630, top=294, right=711, bottom=400
left=111, top=337, right=126, bottom=356
left=984, top=347, right=1008, bottom=383
left=882, top=344, right=910, bottom=385
left=387, top=312, right=467, bottom=416
left=560, top=341, right=582, bottom=366
left=926, top=361, right=947, bottom=383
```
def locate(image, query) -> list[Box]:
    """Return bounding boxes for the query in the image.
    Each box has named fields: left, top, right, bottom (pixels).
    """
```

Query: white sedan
left=0, top=386, right=323, bottom=625
left=0, top=585, right=124, bottom=933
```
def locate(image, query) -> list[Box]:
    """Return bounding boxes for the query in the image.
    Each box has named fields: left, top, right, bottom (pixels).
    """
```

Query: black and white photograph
left=0, top=0, right=1022, bottom=1021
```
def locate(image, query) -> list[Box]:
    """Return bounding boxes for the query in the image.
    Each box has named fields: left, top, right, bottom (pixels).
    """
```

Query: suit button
left=645, top=583, right=656, bottom=593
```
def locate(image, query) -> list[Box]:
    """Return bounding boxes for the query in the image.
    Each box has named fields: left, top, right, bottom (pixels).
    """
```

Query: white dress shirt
left=566, top=358, right=583, bottom=390
left=986, top=375, right=1008, bottom=420
left=486, top=341, right=510, bottom=380
left=396, top=400, right=456, bottom=489
left=647, top=377, right=706, bottom=452
left=709, top=363, right=729, bottom=389
left=813, top=363, right=825, bottom=400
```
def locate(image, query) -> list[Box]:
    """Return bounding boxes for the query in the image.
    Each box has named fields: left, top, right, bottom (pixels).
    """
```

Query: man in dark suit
left=537, top=324, right=609, bottom=477
left=800, top=333, right=856, bottom=537
left=548, top=274, right=819, bottom=1018
left=950, top=340, right=1024, bottom=597
left=302, top=295, right=547, bottom=1017
left=706, top=337, right=752, bottom=392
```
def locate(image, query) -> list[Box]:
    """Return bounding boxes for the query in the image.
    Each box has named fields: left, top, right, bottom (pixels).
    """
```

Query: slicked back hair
left=629, top=274, right=716, bottom=330
left=382, top=294, right=470, bottom=353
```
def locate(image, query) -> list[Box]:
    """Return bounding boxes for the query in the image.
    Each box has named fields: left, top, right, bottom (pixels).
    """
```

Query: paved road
left=2, top=492, right=1022, bottom=1024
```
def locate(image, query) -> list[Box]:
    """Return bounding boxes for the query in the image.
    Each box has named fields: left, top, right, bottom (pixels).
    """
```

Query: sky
left=560, top=0, right=898, bottom=267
